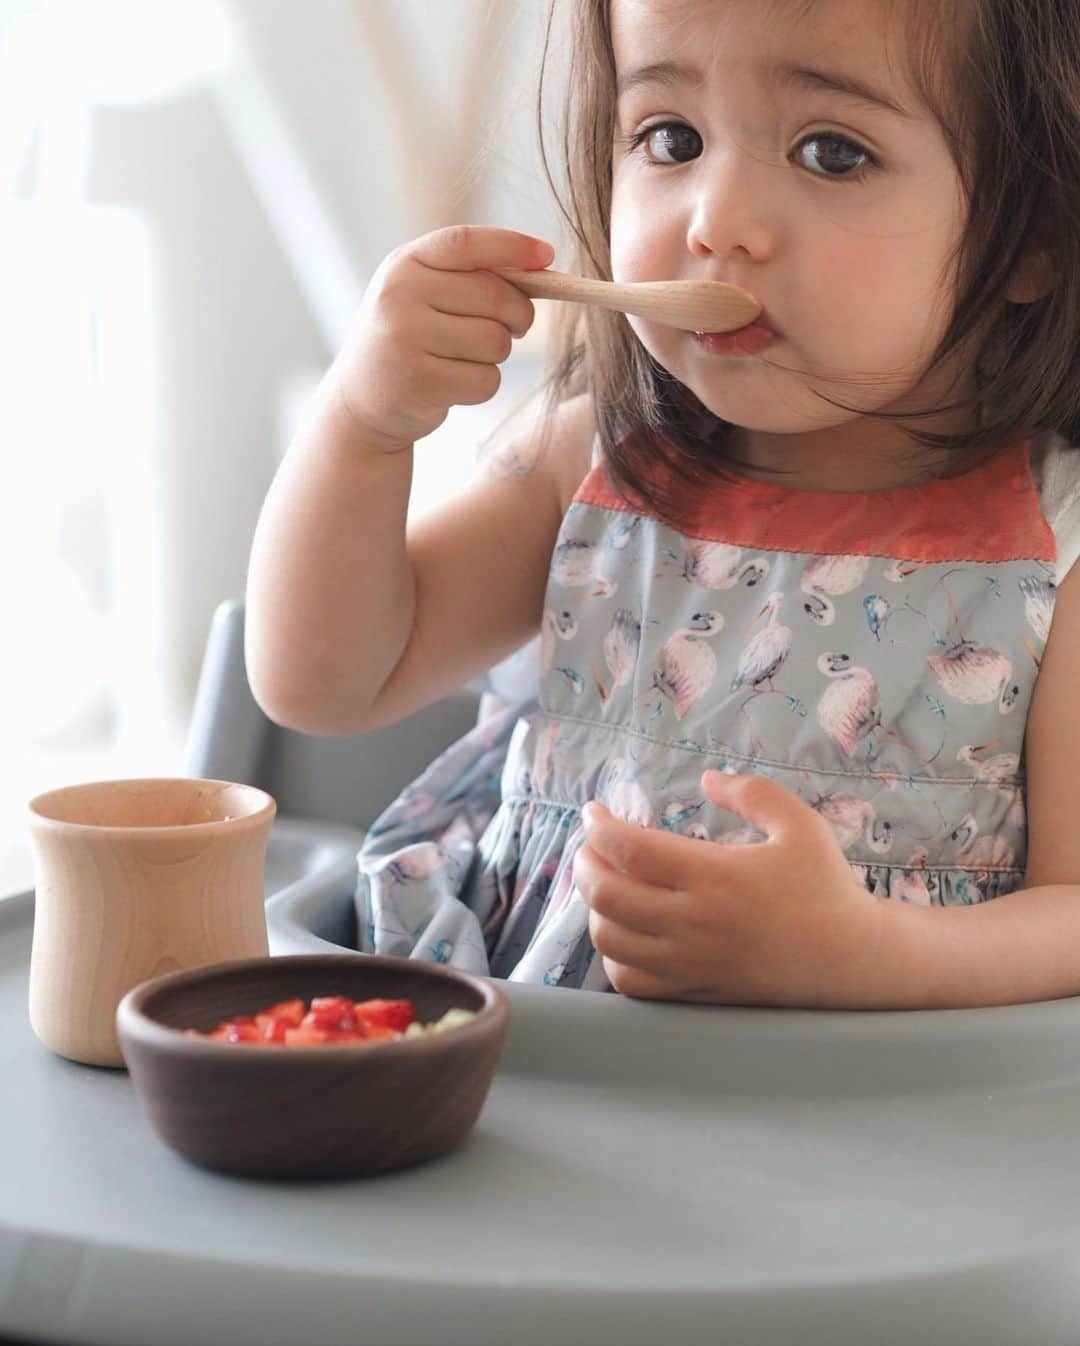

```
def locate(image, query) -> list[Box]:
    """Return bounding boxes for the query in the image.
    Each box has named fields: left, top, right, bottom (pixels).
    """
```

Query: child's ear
left=1004, top=246, right=1055, bottom=305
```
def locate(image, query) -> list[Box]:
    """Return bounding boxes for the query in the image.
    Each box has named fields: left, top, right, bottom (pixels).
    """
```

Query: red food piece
left=355, top=1023, right=402, bottom=1042
left=264, top=998, right=305, bottom=1026
left=305, top=995, right=365, bottom=1033
left=216, top=1019, right=260, bottom=1043
left=192, top=994, right=419, bottom=1045
left=284, top=1025, right=331, bottom=1045
left=353, top=998, right=415, bottom=1032
left=255, top=1013, right=289, bottom=1044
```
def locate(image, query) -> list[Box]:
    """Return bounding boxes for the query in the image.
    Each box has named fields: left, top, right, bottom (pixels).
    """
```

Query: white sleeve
left=1033, top=431, right=1080, bottom=584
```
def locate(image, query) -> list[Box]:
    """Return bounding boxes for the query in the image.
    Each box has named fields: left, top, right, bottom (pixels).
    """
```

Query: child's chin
left=684, top=388, right=798, bottom=435
left=640, top=344, right=814, bottom=435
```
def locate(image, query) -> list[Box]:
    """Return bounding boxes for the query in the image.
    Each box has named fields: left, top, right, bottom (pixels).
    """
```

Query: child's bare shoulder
left=483, top=391, right=596, bottom=516
left=361, top=393, right=597, bottom=729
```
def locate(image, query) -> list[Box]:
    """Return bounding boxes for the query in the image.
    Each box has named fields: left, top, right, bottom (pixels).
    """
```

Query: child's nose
left=685, top=143, right=778, bottom=262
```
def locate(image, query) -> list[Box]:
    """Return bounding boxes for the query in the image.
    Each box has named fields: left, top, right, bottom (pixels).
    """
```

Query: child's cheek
left=608, top=201, right=663, bottom=288
left=610, top=251, right=661, bottom=291
left=608, top=197, right=694, bottom=374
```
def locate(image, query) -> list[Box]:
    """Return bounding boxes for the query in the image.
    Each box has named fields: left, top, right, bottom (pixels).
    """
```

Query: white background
left=0, top=0, right=573, bottom=892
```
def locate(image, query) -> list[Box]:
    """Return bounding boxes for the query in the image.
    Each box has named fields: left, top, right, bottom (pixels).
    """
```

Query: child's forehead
left=610, top=0, right=926, bottom=113
left=610, top=0, right=909, bottom=40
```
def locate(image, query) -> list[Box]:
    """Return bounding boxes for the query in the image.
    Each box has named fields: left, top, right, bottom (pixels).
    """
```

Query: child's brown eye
left=639, top=122, right=703, bottom=164
left=795, top=133, right=875, bottom=180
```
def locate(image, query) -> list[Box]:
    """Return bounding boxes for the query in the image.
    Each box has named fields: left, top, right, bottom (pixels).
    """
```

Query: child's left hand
left=574, top=770, right=886, bottom=1007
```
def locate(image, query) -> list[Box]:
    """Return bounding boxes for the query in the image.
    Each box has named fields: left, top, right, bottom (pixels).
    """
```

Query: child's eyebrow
left=615, top=59, right=915, bottom=122
left=778, top=65, right=915, bottom=121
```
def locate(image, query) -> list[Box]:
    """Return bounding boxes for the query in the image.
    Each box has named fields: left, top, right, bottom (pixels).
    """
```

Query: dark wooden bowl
left=116, top=954, right=510, bottom=1180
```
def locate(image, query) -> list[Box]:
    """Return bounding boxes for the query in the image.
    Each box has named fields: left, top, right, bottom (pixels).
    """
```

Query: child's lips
left=693, top=325, right=777, bottom=356
left=750, top=306, right=778, bottom=335
left=690, top=303, right=780, bottom=355
left=702, top=305, right=779, bottom=337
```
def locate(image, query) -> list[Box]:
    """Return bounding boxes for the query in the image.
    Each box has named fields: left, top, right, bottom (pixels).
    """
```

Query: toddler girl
left=246, top=0, right=1080, bottom=1009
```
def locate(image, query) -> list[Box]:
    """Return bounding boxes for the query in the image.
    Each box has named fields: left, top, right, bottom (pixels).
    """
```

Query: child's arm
left=574, top=564, right=1080, bottom=1010
left=869, top=553, right=1080, bottom=1009
left=244, top=226, right=589, bottom=736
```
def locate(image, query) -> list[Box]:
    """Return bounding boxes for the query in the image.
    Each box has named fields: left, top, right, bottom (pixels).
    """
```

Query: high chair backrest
left=184, top=599, right=483, bottom=828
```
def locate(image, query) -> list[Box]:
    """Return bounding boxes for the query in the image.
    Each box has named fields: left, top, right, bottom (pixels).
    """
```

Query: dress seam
left=499, top=794, right=1024, bottom=875
left=533, top=706, right=1024, bottom=790
left=566, top=498, right=1049, bottom=567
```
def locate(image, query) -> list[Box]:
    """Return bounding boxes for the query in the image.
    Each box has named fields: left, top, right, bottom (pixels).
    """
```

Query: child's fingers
left=420, top=356, right=503, bottom=408
left=427, top=269, right=536, bottom=338
left=421, top=313, right=518, bottom=366
left=573, top=843, right=670, bottom=936
left=334, top=226, right=551, bottom=448
left=410, top=224, right=554, bottom=275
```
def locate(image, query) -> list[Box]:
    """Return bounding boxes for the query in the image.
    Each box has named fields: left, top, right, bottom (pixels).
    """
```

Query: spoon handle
left=495, top=267, right=760, bottom=332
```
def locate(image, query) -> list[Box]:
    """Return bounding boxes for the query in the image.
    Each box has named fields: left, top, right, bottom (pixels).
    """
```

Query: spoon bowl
left=497, top=267, right=762, bottom=334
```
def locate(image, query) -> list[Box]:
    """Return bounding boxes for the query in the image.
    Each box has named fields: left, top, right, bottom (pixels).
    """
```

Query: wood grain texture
left=27, top=778, right=275, bottom=1067
left=116, top=954, right=510, bottom=1179
left=497, top=268, right=762, bottom=332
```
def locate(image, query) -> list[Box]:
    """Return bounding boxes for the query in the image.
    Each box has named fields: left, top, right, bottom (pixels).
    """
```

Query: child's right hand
left=328, top=226, right=555, bottom=454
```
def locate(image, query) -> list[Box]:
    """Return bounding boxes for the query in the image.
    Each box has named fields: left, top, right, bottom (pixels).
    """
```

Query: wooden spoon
left=496, top=267, right=762, bottom=333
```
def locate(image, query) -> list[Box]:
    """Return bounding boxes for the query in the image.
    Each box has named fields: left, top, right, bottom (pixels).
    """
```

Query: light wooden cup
left=27, top=778, right=276, bottom=1068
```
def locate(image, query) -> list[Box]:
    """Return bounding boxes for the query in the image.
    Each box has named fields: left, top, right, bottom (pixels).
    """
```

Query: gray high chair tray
left=3, top=600, right=1080, bottom=1346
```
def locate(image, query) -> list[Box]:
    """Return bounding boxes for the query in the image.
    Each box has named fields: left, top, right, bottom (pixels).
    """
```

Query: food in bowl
left=186, top=994, right=477, bottom=1045
left=115, top=952, right=509, bottom=1178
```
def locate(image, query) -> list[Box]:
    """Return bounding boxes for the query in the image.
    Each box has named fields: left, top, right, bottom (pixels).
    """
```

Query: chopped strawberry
left=221, top=1021, right=260, bottom=1043
left=256, top=1013, right=289, bottom=1043
left=193, top=993, right=428, bottom=1045
left=284, top=1025, right=331, bottom=1045
left=264, top=998, right=304, bottom=1027
left=353, top=998, right=415, bottom=1032
left=361, top=1024, right=402, bottom=1041
left=302, top=1006, right=362, bottom=1033
left=305, top=995, right=363, bottom=1032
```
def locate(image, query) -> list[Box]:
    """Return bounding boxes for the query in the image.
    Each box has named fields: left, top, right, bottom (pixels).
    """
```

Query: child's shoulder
left=547, top=392, right=597, bottom=516
left=1031, top=428, right=1080, bottom=582
left=481, top=391, right=596, bottom=518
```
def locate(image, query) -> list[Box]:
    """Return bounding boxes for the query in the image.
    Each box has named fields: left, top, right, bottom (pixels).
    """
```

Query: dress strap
left=573, top=435, right=1053, bottom=563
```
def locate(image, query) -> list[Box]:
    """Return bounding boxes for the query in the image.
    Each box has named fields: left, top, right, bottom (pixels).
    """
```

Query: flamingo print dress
left=354, top=429, right=1080, bottom=991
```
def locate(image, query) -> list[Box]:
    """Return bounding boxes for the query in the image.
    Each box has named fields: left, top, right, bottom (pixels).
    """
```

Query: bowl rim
left=116, top=953, right=509, bottom=1060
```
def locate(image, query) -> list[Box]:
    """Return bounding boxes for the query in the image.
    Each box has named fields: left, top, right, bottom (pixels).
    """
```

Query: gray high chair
left=6, top=598, right=1080, bottom=1345
left=185, top=597, right=494, bottom=952
left=167, top=598, right=1080, bottom=1346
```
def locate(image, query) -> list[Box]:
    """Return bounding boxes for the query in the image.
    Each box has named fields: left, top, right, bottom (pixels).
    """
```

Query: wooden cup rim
left=27, top=777, right=276, bottom=839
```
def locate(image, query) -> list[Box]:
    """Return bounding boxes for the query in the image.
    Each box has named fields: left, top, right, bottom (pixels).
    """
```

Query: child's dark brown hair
left=518, top=0, right=1080, bottom=525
